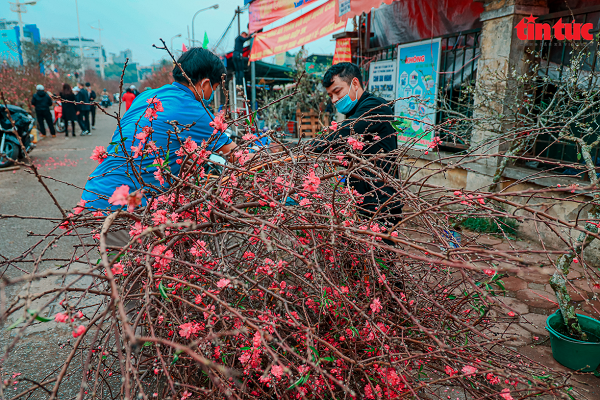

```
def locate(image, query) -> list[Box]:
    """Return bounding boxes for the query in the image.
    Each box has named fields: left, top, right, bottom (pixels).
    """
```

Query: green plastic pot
left=545, top=311, right=600, bottom=372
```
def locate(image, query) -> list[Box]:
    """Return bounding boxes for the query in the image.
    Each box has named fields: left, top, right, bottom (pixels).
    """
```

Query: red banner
left=335, top=0, right=394, bottom=23
left=249, top=0, right=318, bottom=33
left=332, top=38, right=351, bottom=64
left=249, top=1, right=346, bottom=62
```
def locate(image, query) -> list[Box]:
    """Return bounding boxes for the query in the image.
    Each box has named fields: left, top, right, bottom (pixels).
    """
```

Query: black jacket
left=234, top=34, right=252, bottom=53
left=75, top=90, right=91, bottom=111
left=31, top=91, right=52, bottom=111
left=59, top=92, right=77, bottom=121
left=88, top=89, right=97, bottom=101
left=311, top=91, right=399, bottom=208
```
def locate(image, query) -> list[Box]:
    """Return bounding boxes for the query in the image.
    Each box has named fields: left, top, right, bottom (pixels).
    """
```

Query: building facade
left=55, top=37, right=106, bottom=76
left=0, top=19, right=41, bottom=66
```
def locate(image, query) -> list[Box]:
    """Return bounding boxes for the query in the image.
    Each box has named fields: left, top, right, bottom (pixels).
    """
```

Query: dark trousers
left=232, top=52, right=245, bottom=85
left=360, top=203, right=403, bottom=246
left=90, top=106, right=96, bottom=127
left=77, top=111, right=90, bottom=132
left=36, top=109, right=55, bottom=136
left=64, top=119, right=76, bottom=136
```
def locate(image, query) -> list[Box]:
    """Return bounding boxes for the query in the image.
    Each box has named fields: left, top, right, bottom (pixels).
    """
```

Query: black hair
left=323, top=62, right=363, bottom=88
left=126, top=88, right=132, bottom=93
left=85, top=82, right=91, bottom=87
left=172, top=47, right=226, bottom=86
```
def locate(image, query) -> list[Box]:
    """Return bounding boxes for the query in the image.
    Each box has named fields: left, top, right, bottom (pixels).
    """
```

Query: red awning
left=224, top=46, right=252, bottom=60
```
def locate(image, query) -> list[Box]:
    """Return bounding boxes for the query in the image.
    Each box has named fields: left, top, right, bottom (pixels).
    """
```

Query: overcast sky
left=0, top=0, right=345, bottom=66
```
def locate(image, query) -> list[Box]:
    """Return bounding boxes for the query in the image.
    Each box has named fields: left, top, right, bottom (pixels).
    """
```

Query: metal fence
left=363, top=29, right=481, bottom=151
left=528, top=6, right=600, bottom=167
left=436, top=29, right=481, bottom=150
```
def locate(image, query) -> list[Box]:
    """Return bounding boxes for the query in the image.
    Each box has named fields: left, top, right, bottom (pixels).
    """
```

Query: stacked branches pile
left=1, top=43, right=599, bottom=398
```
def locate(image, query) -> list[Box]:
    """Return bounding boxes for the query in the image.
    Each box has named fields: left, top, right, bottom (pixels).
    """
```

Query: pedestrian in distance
left=130, top=85, right=140, bottom=97
left=73, top=85, right=91, bottom=136
left=122, top=88, right=136, bottom=111
left=30, top=84, right=56, bottom=138
left=232, top=32, right=254, bottom=86
left=85, top=82, right=97, bottom=130
left=59, top=83, right=77, bottom=138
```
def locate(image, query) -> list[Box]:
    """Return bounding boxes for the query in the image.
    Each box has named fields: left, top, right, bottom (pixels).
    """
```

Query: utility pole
left=90, top=20, right=105, bottom=80
left=237, top=6, right=241, bottom=35
left=9, top=0, right=38, bottom=66
left=75, top=0, right=85, bottom=80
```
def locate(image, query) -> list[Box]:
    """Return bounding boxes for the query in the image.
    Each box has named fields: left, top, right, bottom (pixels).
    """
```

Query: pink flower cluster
left=209, top=112, right=227, bottom=134
left=90, top=146, right=108, bottom=164
left=108, top=185, right=144, bottom=211
left=144, top=97, right=164, bottom=121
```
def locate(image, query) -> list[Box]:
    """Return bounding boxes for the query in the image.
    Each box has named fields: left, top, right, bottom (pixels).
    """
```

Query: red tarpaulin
left=371, top=0, right=483, bottom=47
left=249, top=0, right=319, bottom=32
left=250, top=1, right=346, bottom=61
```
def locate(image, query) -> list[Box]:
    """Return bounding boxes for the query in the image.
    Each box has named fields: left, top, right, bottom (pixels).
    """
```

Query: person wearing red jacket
left=122, top=88, right=136, bottom=111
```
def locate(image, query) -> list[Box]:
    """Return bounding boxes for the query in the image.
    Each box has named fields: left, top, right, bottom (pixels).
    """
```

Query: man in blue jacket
left=82, top=48, right=236, bottom=211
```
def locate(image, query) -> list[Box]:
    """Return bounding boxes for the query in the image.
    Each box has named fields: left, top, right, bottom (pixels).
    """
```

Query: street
left=0, top=107, right=119, bottom=398
left=0, top=107, right=117, bottom=271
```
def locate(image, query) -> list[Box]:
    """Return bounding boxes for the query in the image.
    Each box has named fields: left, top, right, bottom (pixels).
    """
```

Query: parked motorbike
left=0, top=104, right=36, bottom=168
left=54, top=101, right=65, bottom=133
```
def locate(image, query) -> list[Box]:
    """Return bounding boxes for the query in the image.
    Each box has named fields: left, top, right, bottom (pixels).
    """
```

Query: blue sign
left=394, top=38, right=441, bottom=148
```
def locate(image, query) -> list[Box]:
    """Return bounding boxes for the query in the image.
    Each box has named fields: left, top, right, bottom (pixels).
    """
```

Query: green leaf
left=158, top=281, right=171, bottom=302
left=374, top=258, right=389, bottom=270
left=240, top=346, right=251, bottom=350
left=6, top=316, right=24, bottom=330
left=446, top=294, right=456, bottom=300
left=171, top=349, right=183, bottom=365
left=143, top=341, right=153, bottom=347
left=320, top=357, right=335, bottom=362
left=577, top=153, right=582, bottom=161
left=350, top=327, right=359, bottom=337
left=309, top=346, right=319, bottom=361
left=27, top=309, right=53, bottom=322
left=286, top=373, right=310, bottom=391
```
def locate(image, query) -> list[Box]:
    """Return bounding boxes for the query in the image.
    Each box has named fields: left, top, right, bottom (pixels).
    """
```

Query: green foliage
left=105, top=62, right=139, bottom=83
left=461, top=216, right=519, bottom=236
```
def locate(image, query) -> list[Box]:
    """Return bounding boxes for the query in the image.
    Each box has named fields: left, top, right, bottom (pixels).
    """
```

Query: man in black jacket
left=74, top=84, right=90, bottom=135
left=31, top=84, right=56, bottom=137
left=311, top=62, right=402, bottom=228
left=85, top=82, right=97, bottom=130
left=232, top=32, right=254, bottom=86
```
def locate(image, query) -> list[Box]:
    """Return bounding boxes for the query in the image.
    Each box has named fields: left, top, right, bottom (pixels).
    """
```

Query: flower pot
left=545, top=310, right=600, bottom=372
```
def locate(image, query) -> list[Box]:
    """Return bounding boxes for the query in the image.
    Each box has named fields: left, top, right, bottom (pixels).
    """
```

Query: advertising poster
left=368, top=60, right=397, bottom=102
left=394, top=38, right=441, bottom=148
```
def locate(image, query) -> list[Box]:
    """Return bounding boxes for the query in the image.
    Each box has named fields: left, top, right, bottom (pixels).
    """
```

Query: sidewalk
left=473, top=232, right=600, bottom=398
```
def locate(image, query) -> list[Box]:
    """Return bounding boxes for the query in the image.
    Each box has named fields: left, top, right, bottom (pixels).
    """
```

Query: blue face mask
left=202, top=87, right=215, bottom=107
left=334, top=82, right=358, bottom=114
left=201, top=80, right=214, bottom=107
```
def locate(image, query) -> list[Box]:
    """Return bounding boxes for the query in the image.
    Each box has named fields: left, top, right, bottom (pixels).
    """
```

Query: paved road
left=0, top=107, right=119, bottom=398
left=0, top=107, right=117, bottom=270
